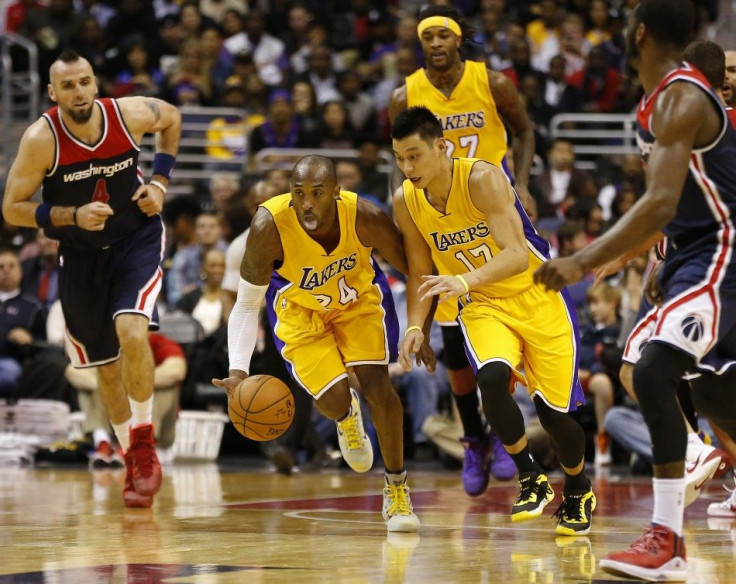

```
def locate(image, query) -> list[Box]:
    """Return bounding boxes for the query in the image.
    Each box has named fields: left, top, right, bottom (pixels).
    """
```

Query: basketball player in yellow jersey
left=389, top=4, right=535, bottom=493
left=391, top=107, right=595, bottom=536
left=213, top=155, right=423, bottom=533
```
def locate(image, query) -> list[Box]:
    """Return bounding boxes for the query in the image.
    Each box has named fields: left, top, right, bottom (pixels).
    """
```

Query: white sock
left=652, top=477, right=686, bottom=536
left=112, top=417, right=133, bottom=451
left=129, top=396, right=153, bottom=426
left=385, top=469, right=407, bottom=486
left=92, top=428, right=112, bottom=448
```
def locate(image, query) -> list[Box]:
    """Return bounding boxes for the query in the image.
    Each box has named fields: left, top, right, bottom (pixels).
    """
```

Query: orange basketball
left=227, top=375, right=295, bottom=441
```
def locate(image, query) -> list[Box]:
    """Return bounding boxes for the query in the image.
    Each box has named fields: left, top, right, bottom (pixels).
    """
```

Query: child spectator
left=579, top=283, right=622, bottom=466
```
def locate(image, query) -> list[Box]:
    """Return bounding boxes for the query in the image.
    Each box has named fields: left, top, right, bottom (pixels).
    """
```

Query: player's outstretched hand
left=418, top=274, right=466, bottom=303
left=534, top=256, right=585, bottom=291
left=132, top=182, right=165, bottom=216
left=212, top=375, right=245, bottom=400
left=399, top=329, right=424, bottom=372
left=76, top=202, right=113, bottom=231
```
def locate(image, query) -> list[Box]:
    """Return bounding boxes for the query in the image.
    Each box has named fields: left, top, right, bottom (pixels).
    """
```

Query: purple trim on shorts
left=372, top=259, right=399, bottom=363
left=265, top=272, right=297, bottom=380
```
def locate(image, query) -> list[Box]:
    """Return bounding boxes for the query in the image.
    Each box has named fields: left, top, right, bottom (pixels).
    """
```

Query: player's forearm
left=511, top=126, right=535, bottom=188
left=464, top=248, right=528, bottom=289
left=406, top=273, right=433, bottom=328
left=3, top=199, right=75, bottom=228
left=153, top=110, right=182, bottom=184
left=577, top=195, right=674, bottom=272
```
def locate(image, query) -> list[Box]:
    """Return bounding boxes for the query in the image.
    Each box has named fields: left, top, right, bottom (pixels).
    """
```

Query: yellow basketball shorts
left=457, top=284, right=584, bottom=412
left=266, top=285, right=399, bottom=398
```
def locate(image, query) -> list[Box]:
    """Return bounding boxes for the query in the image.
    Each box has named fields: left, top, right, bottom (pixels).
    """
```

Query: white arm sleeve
left=222, top=229, right=248, bottom=293
left=228, top=278, right=268, bottom=374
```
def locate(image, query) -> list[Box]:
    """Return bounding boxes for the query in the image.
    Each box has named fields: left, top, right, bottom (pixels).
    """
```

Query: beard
left=66, top=102, right=95, bottom=124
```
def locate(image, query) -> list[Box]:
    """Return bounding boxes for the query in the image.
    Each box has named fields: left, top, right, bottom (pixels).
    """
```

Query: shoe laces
left=553, top=492, right=585, bottom=523
left=338, top=413, right=363, bottom=450
left=384, top=482, right=413, bottom=516
left=627, top=526, right=668, bottom=554
left=517, top=474, right=539, bottom=503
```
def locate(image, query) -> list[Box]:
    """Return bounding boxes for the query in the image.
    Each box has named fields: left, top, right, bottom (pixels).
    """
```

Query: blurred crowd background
left=0, top=0, right=728, bottom=472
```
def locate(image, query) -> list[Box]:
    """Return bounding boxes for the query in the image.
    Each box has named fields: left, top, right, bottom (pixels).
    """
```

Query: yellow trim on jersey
left=402, top=157, right=541, bottom=299
left=406, top=60, right=507, bottom=166
left=260, top=190, right=376, bottom=312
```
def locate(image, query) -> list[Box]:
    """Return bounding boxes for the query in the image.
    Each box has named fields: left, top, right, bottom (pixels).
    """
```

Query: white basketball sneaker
left=707, top=473, right=736, bottom=518
left=336, top=388, right=373, bottom=473
left=684, top=439, right=725, bottom=506
left=383, top=477, right=420, bottom=533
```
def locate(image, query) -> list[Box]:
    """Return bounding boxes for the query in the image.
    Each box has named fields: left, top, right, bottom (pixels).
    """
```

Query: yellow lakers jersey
left=261, top=191, right=378, bottom=311
left=406, top=60, right=507, bottom=166
left=403, top=158, right=549, bottom=299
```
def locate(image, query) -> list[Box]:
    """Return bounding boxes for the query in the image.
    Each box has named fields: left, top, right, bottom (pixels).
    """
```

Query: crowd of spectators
left=0, top=0, right=723, bottom=469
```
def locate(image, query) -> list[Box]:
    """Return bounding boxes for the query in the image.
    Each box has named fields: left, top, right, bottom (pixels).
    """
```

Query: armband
left=152, top=153, right=176, bottom=179
left=35, top=202, right=52, bottom=229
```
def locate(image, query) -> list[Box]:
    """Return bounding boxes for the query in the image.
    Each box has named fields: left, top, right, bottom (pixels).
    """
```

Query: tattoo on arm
left=145, top=99, right=161, bottom=122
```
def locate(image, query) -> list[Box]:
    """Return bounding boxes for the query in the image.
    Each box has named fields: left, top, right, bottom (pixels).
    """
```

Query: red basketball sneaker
left=123, top=451, right=153, bottom=508
left=599, top=524, right=686, bottom=582
left=128, top=423, right=162, bottom=497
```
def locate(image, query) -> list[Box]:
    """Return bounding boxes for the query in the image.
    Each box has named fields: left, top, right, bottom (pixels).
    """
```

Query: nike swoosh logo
left=686, top=451, right=703, bottom=474
left=694, top=476, right=710, bottom=490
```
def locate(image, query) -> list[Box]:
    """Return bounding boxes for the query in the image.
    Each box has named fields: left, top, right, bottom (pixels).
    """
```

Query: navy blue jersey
left=636, top=63, right=736, bottom=291
left=41, top=98, right=157, bottom=250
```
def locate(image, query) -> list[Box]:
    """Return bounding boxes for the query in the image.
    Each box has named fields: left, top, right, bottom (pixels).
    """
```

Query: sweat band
left=152, top=153, right=176, bottom=179
left=405, top=325, right=423, bottom=337
left=35, top=202, right=52, bottom=228
left=417, top=16, right=462, bottom=39
left=456, top=274, right=470, bottom=293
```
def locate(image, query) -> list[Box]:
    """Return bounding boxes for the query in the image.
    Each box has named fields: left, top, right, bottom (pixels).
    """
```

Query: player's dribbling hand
left=76, top=202, right=113, bottom=231
left=534, top=256, right=585, bottom=290
left=212, top=374, right=246, bottom=400
left=418, top=274, right=466, bottom=303
left=132, top=183, right=165, bottom=217
left=399, top=329, right=424, bottom=372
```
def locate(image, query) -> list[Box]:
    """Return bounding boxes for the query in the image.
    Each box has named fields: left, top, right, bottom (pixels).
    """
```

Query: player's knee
left=476, top=362, right=511, bottom=401
left=116, top=325, right=148, bottom=351
left=632, top=344, right=692, bottom=414
left=533, top=396, right=562, bottom=430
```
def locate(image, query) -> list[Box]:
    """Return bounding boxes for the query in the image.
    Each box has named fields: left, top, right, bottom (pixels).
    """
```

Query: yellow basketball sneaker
left=336, top=388, right=373, bottom=472
left=383, top=477, right=420, bottom=532
left=511, top=472, right=555, bottom=522
left=554, top=487, right=596, bottom=536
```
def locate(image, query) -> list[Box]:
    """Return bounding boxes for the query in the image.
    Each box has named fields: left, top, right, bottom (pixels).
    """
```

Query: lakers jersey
left=406, top=60, right=507, bottom=166
left=403, top=158, right=550, bottom=299
left=261, top=191, right=382, bottom=311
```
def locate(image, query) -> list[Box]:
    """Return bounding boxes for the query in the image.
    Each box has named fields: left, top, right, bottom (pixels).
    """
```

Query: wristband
left=405, top=325, right=422, bottom=337
left=149, top=179, right=167, bottom=194
left=35, top=202, right=52, bottom=228
left=456, top=274, right=470, bottom=294
left=72, top=206, right=78, bottom=226
left=152, top=153, right=176, bottom=179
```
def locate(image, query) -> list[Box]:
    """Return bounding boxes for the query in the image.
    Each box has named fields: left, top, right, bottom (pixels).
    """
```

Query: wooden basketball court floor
left=1, top=463, right=734, bottom=583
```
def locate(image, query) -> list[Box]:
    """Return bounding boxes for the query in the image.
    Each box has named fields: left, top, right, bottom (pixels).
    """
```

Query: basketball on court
left=227, top=375, right=295, bottom=441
